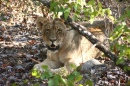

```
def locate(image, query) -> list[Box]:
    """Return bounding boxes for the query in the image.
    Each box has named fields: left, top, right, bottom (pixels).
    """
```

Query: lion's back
left=58, top=25, right=107, bottom=66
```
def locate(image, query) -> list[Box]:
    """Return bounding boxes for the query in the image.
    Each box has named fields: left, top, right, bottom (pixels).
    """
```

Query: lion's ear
left=36, top=17, right=49, bottom=30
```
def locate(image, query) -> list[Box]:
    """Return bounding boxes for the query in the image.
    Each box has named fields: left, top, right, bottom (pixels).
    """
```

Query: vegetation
left=32, top=65, right=90, bottom=86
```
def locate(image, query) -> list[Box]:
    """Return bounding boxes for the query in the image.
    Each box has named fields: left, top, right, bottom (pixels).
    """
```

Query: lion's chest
left=47, top=50, right=69, bottom=63
left=58, top=53, right=70, bottom=63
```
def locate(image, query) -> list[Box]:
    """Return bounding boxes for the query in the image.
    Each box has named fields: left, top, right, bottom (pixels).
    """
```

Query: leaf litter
left=0, top=0, right=130, bottom=85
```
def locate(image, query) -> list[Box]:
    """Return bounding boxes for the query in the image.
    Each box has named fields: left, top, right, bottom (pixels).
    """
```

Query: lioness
left=34, top=17, right=108, bottom=74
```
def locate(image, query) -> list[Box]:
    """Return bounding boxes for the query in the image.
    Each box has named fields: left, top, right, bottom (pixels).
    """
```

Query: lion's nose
left=49, top=38, right=57, bottom=42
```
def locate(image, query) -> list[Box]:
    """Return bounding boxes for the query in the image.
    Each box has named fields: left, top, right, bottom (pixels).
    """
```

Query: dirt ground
left=0, top=1, right=130, bottom=85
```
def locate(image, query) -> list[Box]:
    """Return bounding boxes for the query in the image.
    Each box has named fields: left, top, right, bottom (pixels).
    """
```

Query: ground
left=0, top=1, right=130, bottom=85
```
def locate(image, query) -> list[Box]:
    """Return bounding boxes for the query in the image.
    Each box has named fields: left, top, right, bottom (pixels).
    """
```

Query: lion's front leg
left=33, top=58, right=60, bottom=72
left=50, top=67, right=69, bottom=76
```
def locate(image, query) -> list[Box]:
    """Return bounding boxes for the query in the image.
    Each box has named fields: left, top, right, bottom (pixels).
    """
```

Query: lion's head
left=36, top=17, right=68, bottom=51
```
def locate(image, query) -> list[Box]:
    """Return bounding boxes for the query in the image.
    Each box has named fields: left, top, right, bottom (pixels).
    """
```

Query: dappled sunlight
left=0, top=0, right=130, bottom=85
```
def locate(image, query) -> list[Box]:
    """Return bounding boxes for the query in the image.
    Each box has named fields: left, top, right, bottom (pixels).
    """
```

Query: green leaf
left=106, top=9, right=112, bottom=15
left=126, top=80, right=130, bottom=86
left=48, top=74, right=67, bottom=86
left=110, top=25, right=124, bottom=41
left=53, top=75, right=59, bottom=86
left=75, top=75, right=82, bottom=83
left=50, top=1, right=59, bottom=11
left=108, top=15, right=115, bottom=22
left=101, top=9, right=105, bottom=16
left=126, top=48, right=130, bottom=54
left=116, top=57, right=125, bottom=65
left=76, top=0, right=86, bottom=8
left=23, top=79, right=29, bottom=84
left=126, top=48, right=130, bottom=58
left=32, top=69, right=38, bottom=76
left=87, top=0, right=95, bottom=5
left=118, top=44, right=126, bottom=56
left=42, top=65, right=49, bottom=71
left=57, top=74, right=67, bottom=85
left=122, top=21, right=126, bottom=25
left=127, top=66, right=130, bottom=71
left=124, top=66, right=130, bottom=72
left=64, top=8, right=70, bottom=20
left=67, top=71, right=80, bottom=82
left=89, top=18, right=94, bottom=24
left=85, top=80, right=93, bottom=86
left=11, top=83, right=18, bottom=86
left=68, top=82, right=74, bottom=86
left=78, top=84, right=83, bottom=86
left=33, top=82, right=40, bottom=86
left=126, top=8, right=130, bottom=18
left=90, top=6, right=94, bottom=12
left=31, top=69, right=40, bottom=78
left=67, top=73, right=76, bottom=81
left=48, top=79, right=54, bottom=86
left=119, top=14, right=127, bottom=21
left=41, top=71, right=53, bottom=80
left=60, top=78, right=67, bottom=86
left=70, top=63, right=77, bottom=69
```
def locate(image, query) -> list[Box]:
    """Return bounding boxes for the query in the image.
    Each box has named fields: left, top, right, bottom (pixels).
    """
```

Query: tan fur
left=34, top=17, right=107, bottom=73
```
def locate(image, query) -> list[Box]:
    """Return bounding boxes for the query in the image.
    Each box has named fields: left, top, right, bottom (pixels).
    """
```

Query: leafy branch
left=32, top=65, right=88, bottom=86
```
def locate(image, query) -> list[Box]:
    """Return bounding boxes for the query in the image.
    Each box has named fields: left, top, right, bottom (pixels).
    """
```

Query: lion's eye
left=57, top=29, right=62, bottom=33
left=55, top=26, right=59, bottom=29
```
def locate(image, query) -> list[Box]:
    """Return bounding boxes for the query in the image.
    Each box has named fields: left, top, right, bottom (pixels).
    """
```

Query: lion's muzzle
left=47, top=44, right=60, bottom=51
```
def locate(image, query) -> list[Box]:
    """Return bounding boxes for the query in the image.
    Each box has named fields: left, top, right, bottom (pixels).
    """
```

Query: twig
left=26, top=56, right=41, bottom=64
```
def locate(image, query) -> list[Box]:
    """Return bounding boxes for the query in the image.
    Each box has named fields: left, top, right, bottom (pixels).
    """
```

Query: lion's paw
left=33, top=64, right=44, bottom=72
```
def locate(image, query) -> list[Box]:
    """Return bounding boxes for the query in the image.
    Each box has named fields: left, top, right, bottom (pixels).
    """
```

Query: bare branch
left=67, top=18, right=130, bottom=75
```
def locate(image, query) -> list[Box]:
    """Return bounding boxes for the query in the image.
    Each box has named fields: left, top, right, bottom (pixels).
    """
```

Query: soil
left=0, top=0, right=130, bottom=85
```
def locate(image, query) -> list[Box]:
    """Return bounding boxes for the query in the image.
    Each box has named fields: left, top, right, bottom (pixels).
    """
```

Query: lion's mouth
left=47, top=44, right=59, bottom=51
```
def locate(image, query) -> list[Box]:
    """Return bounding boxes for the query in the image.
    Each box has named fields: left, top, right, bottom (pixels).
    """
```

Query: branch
left=37, top=0, right=130, bottom=75
left=66, top=18, right=130, bottom=75
left=69, top=21, right=117, bottom=62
